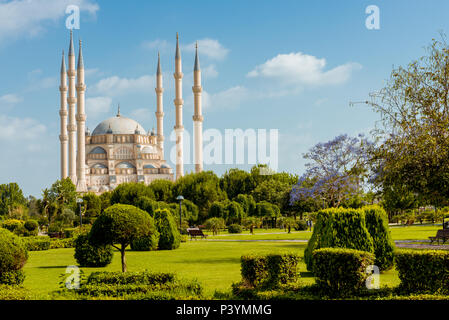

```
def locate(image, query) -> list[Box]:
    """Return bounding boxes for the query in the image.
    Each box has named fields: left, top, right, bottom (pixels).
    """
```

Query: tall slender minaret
left=174, top=33, right=184, bottom=179
left=59, top=51, right=68, bottom=179
left=193, top=42, right=204, bottom=173
left=155, top=52, right=165, bottom=156
left=76, top=39, right=87, bottom=192
left=67, top=30, right=77, bottom=184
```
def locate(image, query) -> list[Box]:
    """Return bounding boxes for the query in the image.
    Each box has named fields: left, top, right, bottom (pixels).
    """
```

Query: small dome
left=116, top=162, right=136, bottom=169
left=143, top=164, right=156, bottom=169
left=89, top=147, right=107, bottom=154
left=92, top=114, right=146, bottom=136
left=141, top=146, right=156, bottom=154
left=161, top=163, right=171, bottom=169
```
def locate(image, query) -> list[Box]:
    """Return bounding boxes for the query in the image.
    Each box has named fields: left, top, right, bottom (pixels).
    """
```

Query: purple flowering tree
left=290, top=134, right=374, bottom=208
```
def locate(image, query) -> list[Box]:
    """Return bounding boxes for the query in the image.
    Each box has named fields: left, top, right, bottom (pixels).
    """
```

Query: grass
left=19, top=223, right=444, bottom=299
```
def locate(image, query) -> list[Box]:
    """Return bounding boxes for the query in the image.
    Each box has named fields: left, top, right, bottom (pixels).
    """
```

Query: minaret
left=67, top=30, right=77, bottom=184
left=174, top=33, right=184, bottom=179
left=192, top=42, right=204, bottom=173
left=155, top=52, right=165, bottom=156
left=75, top=39, right=87, bottom=192
left=59, top=50, right=68, bottom=179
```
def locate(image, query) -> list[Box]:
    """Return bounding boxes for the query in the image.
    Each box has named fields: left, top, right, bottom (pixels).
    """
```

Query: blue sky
left=0, top=0, right=448, bottom=197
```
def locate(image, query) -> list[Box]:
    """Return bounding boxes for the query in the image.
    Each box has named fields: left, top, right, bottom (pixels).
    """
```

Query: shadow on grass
left=37, top=266, right=70, bottom=269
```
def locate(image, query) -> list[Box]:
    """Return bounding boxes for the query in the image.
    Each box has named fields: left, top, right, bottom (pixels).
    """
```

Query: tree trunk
left=121, top=245, right=127, bottom=272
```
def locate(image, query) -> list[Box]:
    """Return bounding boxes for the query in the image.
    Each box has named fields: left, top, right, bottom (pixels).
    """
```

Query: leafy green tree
left=220, top=169, right=253, bottom=199
left=89, top=204, right=157, bottom=272
left=204, top=217, right=226, bottom=235
left=174, top=171, right=227, bottom=222
left=0, top=183, right=27, bottom=217
left=234, top=194, right=257, bottom=216
left=149, top=179, right=175, bottom=202
left=82, top=193, right=102, bottom=222
left=110, top=182, right=155, bottom=205
left=255, top=201, right=281, bottom=227
left=225, top=201, right=245, bottom=225
left=251, top=179, right=291, bottom=211
left=99, top=191, right=112, bottom=212
left=369, top=35, right=449, bottom=208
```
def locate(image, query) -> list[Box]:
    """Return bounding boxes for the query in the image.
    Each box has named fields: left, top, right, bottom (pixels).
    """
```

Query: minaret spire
left=193, top=41, right=204, bottom=173
left=174, top=32, right=184, bottom=179
left=67, top=30, right=77, bottom=184
left=59, top=50, right=68, bottom=179
left=155, top=52, right=165, bottom=157
left=76, top=38, right=87, bottom=192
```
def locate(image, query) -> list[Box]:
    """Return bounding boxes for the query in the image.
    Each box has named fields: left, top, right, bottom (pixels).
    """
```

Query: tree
left=149, top=179, right=175, bottom=202
left=220, top=169, right=253, bottom=199
left=225, top=201, right=245, bottom=225
left=204, top=217, right=226, bottom=235
left=89, top=204, right=157, bottom=272
left=82, top=193, right=102, bottom=222
left=290, top=134, right=373, bottom=208
left=234, top=194, right=256, bottom=216
left=367, top=36, right=449, bottom=208
left=0, top=183, right=27, bottom=217
left=173, top=171, right=227, bottom=222
left=251, top=179, right=291, bottom=211
left=110, top=182, right=155, bottom=206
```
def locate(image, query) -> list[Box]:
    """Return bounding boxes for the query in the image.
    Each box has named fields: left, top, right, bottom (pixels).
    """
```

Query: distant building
left=58, top=31, right=204, bottom=193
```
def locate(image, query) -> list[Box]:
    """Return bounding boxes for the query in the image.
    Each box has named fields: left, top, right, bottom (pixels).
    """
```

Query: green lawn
left=20, top=223, right=442, bottom=299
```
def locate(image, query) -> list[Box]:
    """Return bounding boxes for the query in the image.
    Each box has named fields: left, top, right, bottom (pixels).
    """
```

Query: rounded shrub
left=130, top=216, right=159, bottom=251
left=23, top=220, right=39, bottom=236
left=0, top=229, right=28, bottom=285
left=227, top=224, right=243, bottom=234
left=154, top=208, right=180, bottom=250
left=74, top=233, right=113, bottom=267
left=294, top=220, right=308, bottom=231
left=1, top=219, right=26, bottom=236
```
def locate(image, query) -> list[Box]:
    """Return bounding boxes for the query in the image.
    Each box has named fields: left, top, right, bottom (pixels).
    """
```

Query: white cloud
left=86, top=96, right=112, bottom=119
left=202, top=64, right=218, bottom=79
left=92, top=75, right=155, bottom=96
left=0, top=93, right=22, bottom=105
left=247, top=52, right=361, bottom=86
left=184, top=39, right=229, bottom=60
left=0, top=0, right=99, bottom=44
left=0, top=115, right=46, bottom=141
left=203, top=86, right=250, bottom=110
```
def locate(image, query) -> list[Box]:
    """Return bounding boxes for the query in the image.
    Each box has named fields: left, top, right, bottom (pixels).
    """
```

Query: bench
left=187, top=228, right=208, bottom=240
left=429, top=229, right=449, bottom=244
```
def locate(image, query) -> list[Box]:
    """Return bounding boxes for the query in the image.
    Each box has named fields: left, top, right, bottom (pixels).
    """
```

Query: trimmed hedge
left=363, top=205, right=395, bottom=271
left=395, top=249, right=449, bottom=294
left=154, top=209, right=180, bottom=250
left=294, top=220, right=308, bottom=231
left=74, top=234, right=113, bottom=267
left=66, top=271, right=203, bottom=299
left=312, top=248, right=375, bottom=296
left=304, top=207, right=374, bottom=271
left=0, top=229, right=28, bottom=285
left=241, top=253, right=300, bottom=288
left=23, top=236, right=50, bottom=251
left=50, top=238, right=75, bottom=249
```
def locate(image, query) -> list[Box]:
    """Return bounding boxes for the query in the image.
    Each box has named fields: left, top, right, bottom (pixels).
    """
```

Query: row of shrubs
left=1, top=219, right=39, bottom=237
left=60, top=271, right=203, bottom=300
left=22, top=236, right=75, bottom=251
left=233, top=247, right=449, bottom=299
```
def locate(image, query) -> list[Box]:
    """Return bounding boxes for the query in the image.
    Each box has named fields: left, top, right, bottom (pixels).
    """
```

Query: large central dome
left=92, top=114, right=147, bottom=136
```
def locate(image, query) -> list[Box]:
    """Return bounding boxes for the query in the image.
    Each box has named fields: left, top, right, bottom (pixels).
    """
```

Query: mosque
left=58, top=31, right=204, bottom=193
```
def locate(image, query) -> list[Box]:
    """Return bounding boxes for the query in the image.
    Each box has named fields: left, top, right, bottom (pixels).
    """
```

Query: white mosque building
left=58, top=31, right=204, bottom=193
